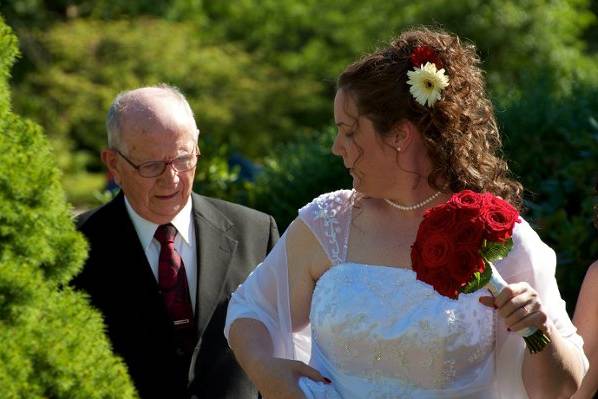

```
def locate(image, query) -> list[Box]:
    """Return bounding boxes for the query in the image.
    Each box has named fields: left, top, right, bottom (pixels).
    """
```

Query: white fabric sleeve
left=224, top=190, right=352, bottom=364
left=224, top=229, right=312, bottom=363
left=493, top=219, right=589, bottom=398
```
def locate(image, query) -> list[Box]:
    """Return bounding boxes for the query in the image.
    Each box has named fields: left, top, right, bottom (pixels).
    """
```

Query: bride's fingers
left=480, top=283, right=548, bottom=331
left=508, top=309, right=548, bottom=333
left=503, top=300, right=542, bottom=328
left=478, top=295, right=496, bottom=308
left=494, top=284, right=540, bottom=319
left=494, top=283, right=529, bottom=308
left=293, top=361, right=331, bottom=384
left=499, top=294, right=535, bottom=319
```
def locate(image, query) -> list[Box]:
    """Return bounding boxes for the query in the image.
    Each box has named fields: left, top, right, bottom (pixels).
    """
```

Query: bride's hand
left=479, top=282, right=551, bottom=334
left=254, top=357, right=331, bottom=399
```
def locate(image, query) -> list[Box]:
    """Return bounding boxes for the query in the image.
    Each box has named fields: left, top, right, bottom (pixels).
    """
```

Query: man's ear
left=101, top=149, right=121, bottom=186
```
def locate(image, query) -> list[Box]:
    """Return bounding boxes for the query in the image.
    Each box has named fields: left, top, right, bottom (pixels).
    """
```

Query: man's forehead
left=121, top=97, right=195, bottom=131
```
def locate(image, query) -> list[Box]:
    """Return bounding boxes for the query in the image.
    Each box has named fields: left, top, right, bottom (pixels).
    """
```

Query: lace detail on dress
left=298, top=190, right=354, bottom=264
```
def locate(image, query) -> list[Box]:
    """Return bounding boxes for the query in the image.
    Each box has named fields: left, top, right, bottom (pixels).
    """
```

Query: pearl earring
left=396, top=147, right=401, bottom=152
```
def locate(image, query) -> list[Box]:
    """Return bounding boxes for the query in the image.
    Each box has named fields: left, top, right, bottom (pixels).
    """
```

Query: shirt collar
left=124, top=195, right=193, bottom=251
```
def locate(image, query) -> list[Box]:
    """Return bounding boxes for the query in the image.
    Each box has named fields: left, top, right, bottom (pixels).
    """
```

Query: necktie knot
left=155, top=223, right=177, bottom=245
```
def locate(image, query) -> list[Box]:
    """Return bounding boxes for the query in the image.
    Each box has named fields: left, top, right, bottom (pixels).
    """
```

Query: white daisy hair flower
left=406, top=61, right=449, bottom=107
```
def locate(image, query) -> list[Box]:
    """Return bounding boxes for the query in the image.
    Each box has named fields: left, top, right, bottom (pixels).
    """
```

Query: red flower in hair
left=410, top=46, right=443, bottom=69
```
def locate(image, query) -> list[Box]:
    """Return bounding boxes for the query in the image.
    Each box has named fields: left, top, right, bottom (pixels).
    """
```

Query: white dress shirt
left=124, top=196, right=197, bottom=312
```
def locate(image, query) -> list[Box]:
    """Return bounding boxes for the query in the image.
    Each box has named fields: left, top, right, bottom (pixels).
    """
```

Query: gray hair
left=106, top=83, right=198, bottom=151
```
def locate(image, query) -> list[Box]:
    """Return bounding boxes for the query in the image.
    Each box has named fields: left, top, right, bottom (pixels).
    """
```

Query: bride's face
left=332, top=90, right=399, bottom=196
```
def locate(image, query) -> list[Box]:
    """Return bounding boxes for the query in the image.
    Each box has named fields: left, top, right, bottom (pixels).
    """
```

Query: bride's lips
left=155, top=191, right=179, bottom=200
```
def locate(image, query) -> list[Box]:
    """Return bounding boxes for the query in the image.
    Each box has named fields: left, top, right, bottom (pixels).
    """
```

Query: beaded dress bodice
left=298, top=190, right=496, bottom=398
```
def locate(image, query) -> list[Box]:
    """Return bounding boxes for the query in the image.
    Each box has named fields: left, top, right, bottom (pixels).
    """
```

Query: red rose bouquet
left=411, top=190, right=551, bottom=353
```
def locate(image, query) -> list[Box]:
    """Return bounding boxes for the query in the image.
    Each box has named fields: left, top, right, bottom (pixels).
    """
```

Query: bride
left=225, top=28, right=587, bottom=398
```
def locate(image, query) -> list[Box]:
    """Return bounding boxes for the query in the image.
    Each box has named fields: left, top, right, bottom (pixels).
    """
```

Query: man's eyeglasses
left=115, top=149, right=200, bottom=178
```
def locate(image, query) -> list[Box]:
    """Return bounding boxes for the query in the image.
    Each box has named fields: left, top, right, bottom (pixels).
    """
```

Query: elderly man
left=73, top=85, right=278, bottom=399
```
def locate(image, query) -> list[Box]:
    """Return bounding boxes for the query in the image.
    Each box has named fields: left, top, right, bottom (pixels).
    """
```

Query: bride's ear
left=390, top=120, right=418, bottom=152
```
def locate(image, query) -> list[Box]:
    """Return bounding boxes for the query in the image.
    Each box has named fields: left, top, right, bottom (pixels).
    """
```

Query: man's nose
left=160, top=163, right=180, bottom=182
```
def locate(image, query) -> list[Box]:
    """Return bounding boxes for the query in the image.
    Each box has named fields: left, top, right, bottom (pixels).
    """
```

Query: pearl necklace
left=383, top=191, right=441, bottom=211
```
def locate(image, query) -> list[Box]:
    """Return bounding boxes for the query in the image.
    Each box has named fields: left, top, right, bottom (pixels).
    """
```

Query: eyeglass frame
left=113, top=147, right=200, bottom=178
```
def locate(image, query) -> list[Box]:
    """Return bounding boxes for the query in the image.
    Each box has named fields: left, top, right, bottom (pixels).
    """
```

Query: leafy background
left=0, top=0, right=597, bottom=394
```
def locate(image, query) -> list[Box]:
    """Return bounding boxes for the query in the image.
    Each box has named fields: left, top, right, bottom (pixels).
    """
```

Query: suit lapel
left=191, top=194, right=238, bottom=339
left=111, top=193, right=159, bottom=284
left=109, top=193, right=164, bottom=314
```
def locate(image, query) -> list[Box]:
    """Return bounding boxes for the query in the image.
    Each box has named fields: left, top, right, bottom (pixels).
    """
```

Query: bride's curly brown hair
left=338, top=28, right=523, bottom=209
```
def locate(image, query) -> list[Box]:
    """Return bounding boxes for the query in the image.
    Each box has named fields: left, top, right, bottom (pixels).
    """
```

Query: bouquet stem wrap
left=486, top=262, right=551, bottom=354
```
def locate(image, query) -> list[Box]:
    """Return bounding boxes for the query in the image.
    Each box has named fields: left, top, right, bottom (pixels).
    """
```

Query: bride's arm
left=482, top=221, right=587, bottom=399
left=519, top=291, right=586, bottom=398
left=482, top=280, right=585, bottom=398
left=227, top=219, right=331, bottom=399
left=571, top=261, right=598, bottom=398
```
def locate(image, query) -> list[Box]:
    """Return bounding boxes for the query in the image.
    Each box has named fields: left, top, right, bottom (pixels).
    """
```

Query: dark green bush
left=0, top=19, right=137, bottom=398
left=499, top=78, right=598, bottom=311
left=246, top=128, right=351, bottom=231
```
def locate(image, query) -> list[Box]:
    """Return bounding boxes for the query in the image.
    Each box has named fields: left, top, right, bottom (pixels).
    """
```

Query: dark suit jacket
left=73, top=192, right=278, bottom=399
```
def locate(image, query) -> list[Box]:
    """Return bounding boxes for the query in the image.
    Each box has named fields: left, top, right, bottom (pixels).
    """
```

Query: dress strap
left=298, top=190, right=354, bottom=265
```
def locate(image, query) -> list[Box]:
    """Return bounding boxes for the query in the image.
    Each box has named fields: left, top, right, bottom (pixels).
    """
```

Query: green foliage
left=245, top=128, right=351, bottom=231
left=0, top=19, right=18, bottom=114
left=499, top=78, right=598, bottom=311
left=462, top=239, right=513, bottom=294
left=62, top=171, right=108, bottom=207
left=461, top=260, right=493, bottom=295
left=192, top=129, right=351, bottom=231
left=202, top=0, right=597, bottom=95
left=1, top=0, right=207, bottom=26
left=482, top=239, right=514, bottom=264
left=192, top=139, right=248, bottom=203
left=13, top=18, right=323, bottom=164
left=0, top=19, right=137, bottom=397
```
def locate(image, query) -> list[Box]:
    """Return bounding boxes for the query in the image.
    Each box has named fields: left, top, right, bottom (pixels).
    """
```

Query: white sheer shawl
left=224, top=190, right=587, bottom=398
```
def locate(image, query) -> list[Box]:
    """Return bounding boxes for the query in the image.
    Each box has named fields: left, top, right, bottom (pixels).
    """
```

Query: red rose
left=452, top=217, right=485, bottom=247
left=410, top=46, right=443, bottom=69
left=448, top=190, right=484, bottom=214
left=480, top=196, right=519, bottom=242
left=412, top=237, right=457, bottom=298
left=415, top=233, right=454, bottom=269
left=411, top=241, right=424, bottom=270
left=421, top=203, right=457, bottom=233
left=421, top=268, right=460, bottom=299
left=448, top=246, right=486, bottom=284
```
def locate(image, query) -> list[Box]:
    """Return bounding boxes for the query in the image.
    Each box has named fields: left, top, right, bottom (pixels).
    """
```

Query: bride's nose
left=331, top=133, right=344, bottom=157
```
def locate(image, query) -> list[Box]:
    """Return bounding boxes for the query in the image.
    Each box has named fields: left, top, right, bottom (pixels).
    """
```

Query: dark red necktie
left=154, top=224, right=196, bottom=357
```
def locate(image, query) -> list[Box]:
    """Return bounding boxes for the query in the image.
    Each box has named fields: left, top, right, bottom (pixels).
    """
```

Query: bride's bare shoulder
left=285, top=218, right=331, bottom=279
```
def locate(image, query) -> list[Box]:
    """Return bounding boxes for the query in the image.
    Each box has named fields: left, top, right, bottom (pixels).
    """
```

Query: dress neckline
left=315, top=262, right=416, bottom=287
left=337, top=261, right=414, bottom=272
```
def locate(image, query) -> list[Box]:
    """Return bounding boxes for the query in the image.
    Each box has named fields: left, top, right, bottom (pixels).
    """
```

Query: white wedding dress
left=225, top=190, right=587, bottom=398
